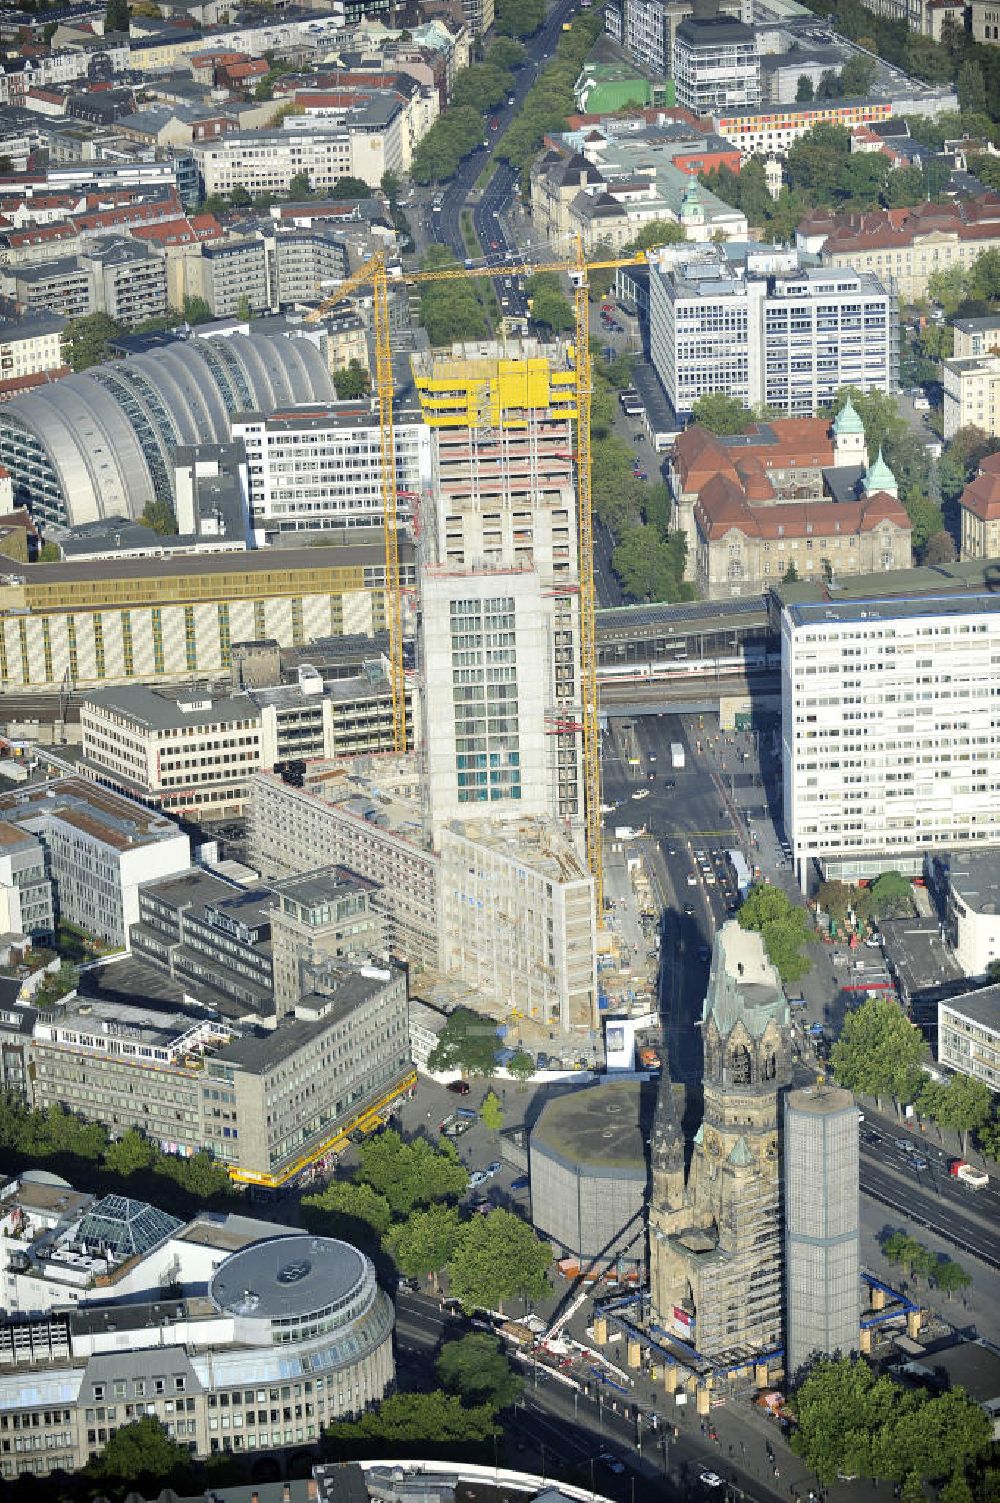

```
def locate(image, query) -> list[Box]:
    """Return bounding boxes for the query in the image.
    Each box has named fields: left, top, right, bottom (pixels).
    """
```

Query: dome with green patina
left=832, top=397, right=865, bottom=436
left=863, top=447, right=898, bottom=497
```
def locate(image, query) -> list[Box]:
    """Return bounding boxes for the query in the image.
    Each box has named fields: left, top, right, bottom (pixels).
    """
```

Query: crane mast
left=305, top=243, right=656, bottom=923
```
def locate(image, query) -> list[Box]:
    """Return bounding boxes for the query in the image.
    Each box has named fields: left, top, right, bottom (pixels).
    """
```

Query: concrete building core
left=784, top=1084, right=860, bottom=1378
left=529, top=1079, right=648, bottom=1273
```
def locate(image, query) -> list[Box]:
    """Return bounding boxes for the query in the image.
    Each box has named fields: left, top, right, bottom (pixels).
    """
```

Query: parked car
left=510, top=1175, right=530, bottom=1191
left=486, top=1160, right=503, bottom=1176
left=447, top=1079, right=471, bottom=1095
left=469, top=1169, right=490, bottom=1187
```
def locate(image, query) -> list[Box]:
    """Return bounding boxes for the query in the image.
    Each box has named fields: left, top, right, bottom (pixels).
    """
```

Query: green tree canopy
left=488, top=36, right=525, bottom=71
left=612, top=525, right=691, bottom=603
left=87, top=1417, right=190, bottom=1484
left=495, top=0, right=545, bottom=37
left=384, top=1203, right=462, bottom=1287
left=839, top=52, right=877, bottom=98
left=448, top=1207, right=551, bottom=1314
left=102, top=1128, right=157, bottom=1180
left=831, top=995, right=925, bottom=1109
left=427, top=1007, right=499, bottom=1076
left=325, top=1389, right=497, bottom=1452
left=412, top=106, right=485, bottom=184
left=436, top=1332, right=523, bottom=1408
left=141, top=498, right=177, bottom=537
left=357, top=1129, right=468, bottom=1217
left=919, top=1072, right=992, bottom=1154
left=867, top=871, right=916, bottom=918
left=183, top=295, right=213, bottom=325
left=526, top=270, right=574, bottom=332
left=796, top=74, right=815, bottom=101
left=105, top=0, right=130, bottom=32
left=957, top=60, right=988, bottom=116
left=816, top=879, right=861, bottom=927
left=737, top=883, right=813, bottom=983
left=480, top=1089, right=504, bottom=1135
left=690, top=391, right=752, bottom=435
left=506, top=1050, right=534, bottom=1085
left=417, top=248, right=491, bottom=345
left=452, top=62, right=512, bottom=112
left=301, top=1178, right=393, bottom=1241
left=791, top=1356, right=990, bottom=1487
left=333, top=359, right=372, bottom=399
left=63, top=312, right=122, bottom=372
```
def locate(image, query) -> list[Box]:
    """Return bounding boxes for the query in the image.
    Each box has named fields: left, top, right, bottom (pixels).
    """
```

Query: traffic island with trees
left=737, top=883, right=815, bottom=984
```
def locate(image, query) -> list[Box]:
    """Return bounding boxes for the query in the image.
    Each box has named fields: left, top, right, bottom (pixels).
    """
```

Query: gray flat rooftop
left=270, top=866, right=376, bottom=907
left=787, top=590, right=999, bottom=629
left=216, top=965, right=396, bottom=1074
left=905, top=1338, right=1000, bottom=1403
left=83, top=685, right=260, bottom=731
left=2, top=534, right=411, bottom=585
left=940, top=985, right=1000, bottom=1033
left=945, top=849, right=1000, bottom=914
left=878, top=919, right=965, bottom=1001
left=531, top=1079, right=646, bottom=1176
left=209, top=1233, right=367, bottom=1322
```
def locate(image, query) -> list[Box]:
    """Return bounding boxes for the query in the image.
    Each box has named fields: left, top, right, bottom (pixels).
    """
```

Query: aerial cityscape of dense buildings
left=0, top=0, right=997, bottom=1498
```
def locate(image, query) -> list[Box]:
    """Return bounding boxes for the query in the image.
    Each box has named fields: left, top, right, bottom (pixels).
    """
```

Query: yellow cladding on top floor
left=413, top=356, right=578, bottom=428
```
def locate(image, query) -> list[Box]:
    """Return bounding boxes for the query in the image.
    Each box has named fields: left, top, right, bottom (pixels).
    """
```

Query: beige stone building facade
left=669, top=404, right=912, bottom=600
left=797, top=195, right=1000, bottom=302
left=943, top=354, right=1000, bottom=441
left=957, top=452, right=1000, bottom=560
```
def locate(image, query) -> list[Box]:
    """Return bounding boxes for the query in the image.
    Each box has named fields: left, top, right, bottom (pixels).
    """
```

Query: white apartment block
left=612, top=0, right=749, bottom=77
left=0, top=314, right=66, bottom=380
left=232, top=399, right=432, bottom=544
left=650, top=245, right=897, bottom=418
left=942, top=850, right=1000, bottom=979
left=438, top=819, right=597, bottom=1033
left=672, top=14, right=761, bottom=115
left=0, top=823, right=54, bottom=939
left=193, top=116, right=406, bottom=200
left=942, top=355, right=1000, bottom=441
left=938, top=989, right=999, bottom=1092
left=0, top=777, right=190, bottom=948
left=781, top=595, right=1000, bottom=886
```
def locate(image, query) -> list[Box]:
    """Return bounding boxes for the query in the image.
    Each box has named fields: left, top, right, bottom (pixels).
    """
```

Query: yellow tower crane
left=306, top=239, right=654, bottom=922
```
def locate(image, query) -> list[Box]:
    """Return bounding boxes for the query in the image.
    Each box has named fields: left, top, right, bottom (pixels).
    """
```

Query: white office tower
left=413, top=342, right=584, bottom=846
left=784, top=1085, right=860, bottom=1377
left=782, top=592, right=1000, bottom=886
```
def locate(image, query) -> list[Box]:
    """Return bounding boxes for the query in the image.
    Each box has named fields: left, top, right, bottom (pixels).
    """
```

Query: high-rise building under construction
left=412, top=340, right=584, bottom=844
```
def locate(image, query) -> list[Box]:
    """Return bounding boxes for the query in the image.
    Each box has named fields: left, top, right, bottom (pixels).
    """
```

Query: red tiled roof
left=804, top=193, right=1000, bottom=253
left=222, top=59, right=268, bottom=80
left=673, top=419, right=834, bottom=494
left=131, top=212, right=223, bottom=245
left=695, top=486, right=909, bottom=542
left=959, top=454, right=1000, bottom=521
left=71, top=193, right=182, bottom=233
left=4, top=222, right=76, bottom=246
left=0, top=367, right=71, bottom=403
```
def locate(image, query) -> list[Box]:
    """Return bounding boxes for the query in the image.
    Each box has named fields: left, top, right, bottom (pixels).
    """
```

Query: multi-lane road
left=860, top=1115, right=1000, bottom=1269
left=431, top=0, right=579, bottom=287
